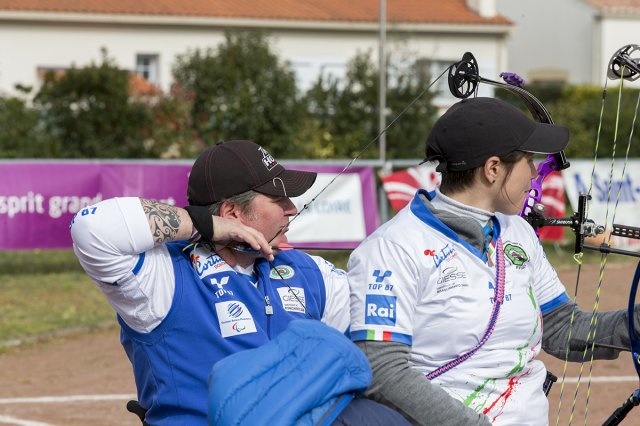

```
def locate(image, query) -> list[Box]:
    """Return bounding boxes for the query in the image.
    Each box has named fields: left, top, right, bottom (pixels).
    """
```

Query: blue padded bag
left=208, top=320, right=372, bottom=426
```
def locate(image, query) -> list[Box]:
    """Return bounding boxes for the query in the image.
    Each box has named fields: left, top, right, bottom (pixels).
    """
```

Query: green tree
left=33, top=49, right=154, bottom=158
left=0, top=94, right=47, bottom=158
left=302, top=50, right=437, bottom=160
left=172, top=31, right=304, bottom=157
left=498, top=82, right=640, bottom=159
left=552, top=85, right=640, bottom=159
left=143, top=93, right=200, bottom=159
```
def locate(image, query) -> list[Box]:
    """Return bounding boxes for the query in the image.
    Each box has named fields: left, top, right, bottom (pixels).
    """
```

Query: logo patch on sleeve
left=215, top=301, right=257, bottom=337
left=276, top=287, right=306, bottom=313
left=504, top=243, right=529, bottom=267
left=365, top=294, right=396, bottom=325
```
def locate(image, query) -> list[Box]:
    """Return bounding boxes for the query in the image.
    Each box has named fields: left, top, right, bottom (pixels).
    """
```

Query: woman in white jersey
left=348, top=97, right=640, bottom=425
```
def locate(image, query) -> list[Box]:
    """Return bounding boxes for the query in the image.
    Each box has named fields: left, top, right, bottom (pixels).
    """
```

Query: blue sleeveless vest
left=118, top=242, right=327, bottom=425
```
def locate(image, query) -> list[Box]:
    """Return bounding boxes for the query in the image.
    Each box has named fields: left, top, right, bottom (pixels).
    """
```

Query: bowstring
left=554, top=75, right=612, bottom=426
left=566, top=69, right=624, bottom=426
left=263, top=64, right=452, bottom=312
left=556, top=64, right=639, bottom=425
left=578, top=68, right=625, bottom=426
left=275, top=66, right=450, bottom=241
left=584, top=72, right=640, bottom=425
left=583, top=72, right=640, bottom=423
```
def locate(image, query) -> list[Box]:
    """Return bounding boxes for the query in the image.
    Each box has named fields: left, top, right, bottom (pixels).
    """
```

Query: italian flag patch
left=366, top=329, right=393, bottom=341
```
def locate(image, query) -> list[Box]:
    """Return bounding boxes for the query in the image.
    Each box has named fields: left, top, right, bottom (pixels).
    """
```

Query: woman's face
left=494, top=153, right=537, bottom=215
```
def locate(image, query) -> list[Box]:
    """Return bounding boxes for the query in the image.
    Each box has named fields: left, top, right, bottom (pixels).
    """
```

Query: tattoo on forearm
left=141, top=199, right=181, bottom=244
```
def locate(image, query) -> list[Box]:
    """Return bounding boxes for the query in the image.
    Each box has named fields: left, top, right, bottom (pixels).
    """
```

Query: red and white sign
left=380, top=164, right=566, bottom=242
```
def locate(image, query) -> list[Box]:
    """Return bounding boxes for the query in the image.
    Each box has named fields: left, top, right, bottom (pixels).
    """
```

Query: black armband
left=184, top=205, right=214, bottom=244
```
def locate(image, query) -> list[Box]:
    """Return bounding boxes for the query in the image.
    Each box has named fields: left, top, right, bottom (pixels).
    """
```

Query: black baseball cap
left=187, top=140, right=317, bottom=205
left=425, top=97, right=569, bottom=172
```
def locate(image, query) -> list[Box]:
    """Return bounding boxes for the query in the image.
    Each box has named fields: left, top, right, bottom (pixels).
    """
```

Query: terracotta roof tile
left=129, top=72, right=161, bottom=97
left=0, top=0, right=510, bottom=25
left=36, top=66, right=160, bottom=96
left=588, top=0, right=640, bottom=9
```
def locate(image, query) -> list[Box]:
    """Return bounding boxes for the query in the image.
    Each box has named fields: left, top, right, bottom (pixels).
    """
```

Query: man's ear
left=218, top=201, right=240, bottom=219
left=483, top=156, right=502, bottom=183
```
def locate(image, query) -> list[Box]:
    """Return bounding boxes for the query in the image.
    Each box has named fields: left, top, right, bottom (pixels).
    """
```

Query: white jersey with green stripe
left=348, top=190, right=569, bottom=425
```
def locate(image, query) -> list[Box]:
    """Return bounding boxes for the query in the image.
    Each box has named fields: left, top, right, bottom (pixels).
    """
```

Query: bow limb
left=620, top=47, right=640, bottom=388
left=447, top=51, right=570, bottom=229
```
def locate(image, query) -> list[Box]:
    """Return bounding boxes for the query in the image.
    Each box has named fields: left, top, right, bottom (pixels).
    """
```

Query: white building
left=0, top=0, right=512, bottom=106
left=496, top=0, right=640, bottom=87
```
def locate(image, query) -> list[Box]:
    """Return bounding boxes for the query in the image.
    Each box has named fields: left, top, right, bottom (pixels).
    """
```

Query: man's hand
left=213, top=216, right=274, bottom=261
left=184, top=205, right=273, bottom=261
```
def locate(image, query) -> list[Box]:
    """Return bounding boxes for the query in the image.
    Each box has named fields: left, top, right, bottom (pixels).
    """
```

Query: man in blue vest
left=70, top=140, right=352, bottom=425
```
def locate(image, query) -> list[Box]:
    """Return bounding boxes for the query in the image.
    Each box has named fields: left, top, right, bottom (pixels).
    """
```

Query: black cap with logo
left=187, top=140, right=317, bottom=205
left=425, top=97, right=569, bottom=172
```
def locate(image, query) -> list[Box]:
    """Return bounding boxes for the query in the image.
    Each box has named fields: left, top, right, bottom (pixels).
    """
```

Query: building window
left=291, top=56, right=346, bottom=92
left=135, top=54, right=159, bottom=85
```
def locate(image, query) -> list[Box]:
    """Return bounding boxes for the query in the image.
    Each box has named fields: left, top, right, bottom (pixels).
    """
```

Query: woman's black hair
left=438, top=150, right=529, bottom=195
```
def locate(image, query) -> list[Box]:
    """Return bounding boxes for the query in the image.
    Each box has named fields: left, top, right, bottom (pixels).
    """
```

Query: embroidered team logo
left=209, top=275, right=233, bottom=298
left=215, top=301, right=257, bottom=338
left=192, top=252, right=226, bottom=275
left=258, top=146, right=278, bottom=170
left=276, top=287, right=306, bottom=313
left=211, top=276, right=229, bottom=290
left=435, top=264, right=469, bottom=294
left=269, top=265, right=295, bottom=279
left=369, top=270, right=394, bottom=292
left=503, top=243, right=529, bottom=266
left=372, top=270, right=392, bottom=282
left=433, top=243, right=456, bottom=268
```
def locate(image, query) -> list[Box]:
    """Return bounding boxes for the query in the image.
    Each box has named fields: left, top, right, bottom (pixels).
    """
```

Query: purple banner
left=0, top=160, right=379, bottom=250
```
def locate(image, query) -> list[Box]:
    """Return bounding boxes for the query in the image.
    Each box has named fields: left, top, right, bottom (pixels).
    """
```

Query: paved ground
left=1, top=262, right=640, bottom=425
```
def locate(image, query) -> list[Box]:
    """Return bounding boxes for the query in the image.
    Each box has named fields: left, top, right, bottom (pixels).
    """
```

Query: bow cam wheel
left=608, top=44, right=640, bottom=81
left=448, top=52, right=480, bottom=98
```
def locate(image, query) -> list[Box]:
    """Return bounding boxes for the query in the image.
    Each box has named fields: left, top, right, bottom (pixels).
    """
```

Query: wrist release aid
left=184, top=205, right=214, bottom=244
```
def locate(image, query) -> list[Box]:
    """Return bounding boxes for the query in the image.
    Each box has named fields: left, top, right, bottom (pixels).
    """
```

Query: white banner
left=288, top=173, right=367, bottom=245
left=563, top=159, right=640, bottom=250
left=276, top=165, right=379, bottom=249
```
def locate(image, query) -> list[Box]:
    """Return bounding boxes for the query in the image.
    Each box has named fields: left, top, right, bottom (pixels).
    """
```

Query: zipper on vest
left=264, top=294, right=273, bottom=337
